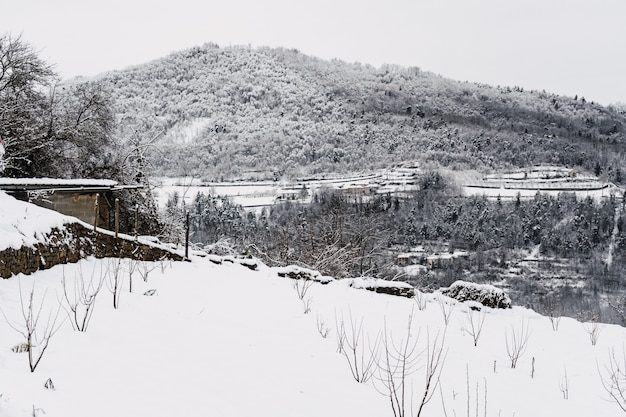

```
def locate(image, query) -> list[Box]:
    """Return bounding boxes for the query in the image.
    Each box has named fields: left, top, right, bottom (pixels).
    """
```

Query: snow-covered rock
left=441, top=280, right=512, bottom=309
left=341, top=277, right=415, bottom=298
left=274, top=265, right=334, bottom=284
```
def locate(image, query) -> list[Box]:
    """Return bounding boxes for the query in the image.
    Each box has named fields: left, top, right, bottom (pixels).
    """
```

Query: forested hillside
left=91, top=43, right=626, bottom=181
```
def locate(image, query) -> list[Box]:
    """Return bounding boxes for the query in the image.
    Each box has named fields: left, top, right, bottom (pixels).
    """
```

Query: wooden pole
left=185, top=210, right=190, bottom=259
left=93, top=193, right=99, bottom=232
left=115, top=198, right=120, bottom=238
left=135, top=204, right=139, bottom=241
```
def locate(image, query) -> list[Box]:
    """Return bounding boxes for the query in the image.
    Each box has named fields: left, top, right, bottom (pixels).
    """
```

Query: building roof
left=0, top=178, right=141, bottom=193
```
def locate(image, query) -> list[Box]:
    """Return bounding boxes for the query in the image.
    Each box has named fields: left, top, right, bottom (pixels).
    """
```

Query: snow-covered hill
left=0, top=192, right=625, bottom=416
left=92, top=44, right=626, bottom=181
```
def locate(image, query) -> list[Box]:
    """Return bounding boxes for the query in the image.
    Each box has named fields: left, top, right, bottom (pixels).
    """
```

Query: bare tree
left=159, top=256, right=173, bottom=274
left=293, top=274, right=314, bottom=314
left=436, top=294, right=455, bottom=326
left=61, top=263, right=104, bottom=332
left=598, top=346, right=626, bottom=413
left=505, top=318, right=531, bottom=369
left=137, top=259, right=158, bottom=282
left=559, top=366, right=569, bottom=400
left=1, top=281, right=63, bottom=372
left=335, top=309, right=380, bottom=383
left=293, top=275, right=313, bottom=301
left=375, top=315, right=447, bottom=417
left=413, top=329, right=448, bottom=417
left=583, top=320, right=603, bottom=346
left=414, top=290, right=428, bottom=311
left=461, top=365, right=489, bottom=417
left=548, top=313, right=562, bottom=332
left=540, top=295, right=563, bottom=331
left=346, top=210, right=389, bottom=276
left=579, top=308, right=603, bottom=346
left=375, top=317, right=420, bottom=417
left=308, top=240, right=358, bottom=279
left=126, top=258, right=138, bottom=293
left=105, top=258, right=124, bottom=309
left=316, top=314, right=331, bottom=338
left=461, top=308, right=486, bottom=347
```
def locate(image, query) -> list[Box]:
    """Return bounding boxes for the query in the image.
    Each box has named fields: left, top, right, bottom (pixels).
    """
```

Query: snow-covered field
left=1, top=191, right=626, bottom=417
left=2, top=255, right=625, bottom=416
left=152, top=165, right=420, bottom=210
left=458, top=165, right=623, bottom=201
left=153, top=176, right=283, bottom=209
left=154, top=165, right=624, bottom=213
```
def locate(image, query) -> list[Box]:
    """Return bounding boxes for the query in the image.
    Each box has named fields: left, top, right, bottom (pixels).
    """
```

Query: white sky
left=3, top=0, right=626, bottom=105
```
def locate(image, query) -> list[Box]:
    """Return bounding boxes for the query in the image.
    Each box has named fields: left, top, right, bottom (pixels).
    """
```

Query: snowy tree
left=0, top=34, right=119, bottom=179
left=0, top=33, right=55, bottom=176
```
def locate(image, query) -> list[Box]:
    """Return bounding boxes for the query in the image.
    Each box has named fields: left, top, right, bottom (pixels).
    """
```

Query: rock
left=236, top=258, right=258, bottom=271
left=346, top=277, right=415, bottom=298
left=44, top=378, right=55, bottom=390
left=441, top=280, right=511, bottom=309
left=275, top=265, right=334, bottom=284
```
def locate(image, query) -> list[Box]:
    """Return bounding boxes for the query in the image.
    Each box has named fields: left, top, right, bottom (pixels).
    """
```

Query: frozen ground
left=1, top=191, right=626, bottom=416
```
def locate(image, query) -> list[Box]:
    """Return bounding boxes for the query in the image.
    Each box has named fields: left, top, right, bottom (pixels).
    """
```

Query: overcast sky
left=3, top=0, right=626, bottom=105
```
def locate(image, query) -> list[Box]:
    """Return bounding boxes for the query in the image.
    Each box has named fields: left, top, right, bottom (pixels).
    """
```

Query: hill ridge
left=86, top=44, right=626, bottom=181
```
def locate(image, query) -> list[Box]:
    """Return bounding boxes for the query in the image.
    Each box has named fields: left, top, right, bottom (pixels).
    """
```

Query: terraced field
left=456, top=165, right=623, bottom=201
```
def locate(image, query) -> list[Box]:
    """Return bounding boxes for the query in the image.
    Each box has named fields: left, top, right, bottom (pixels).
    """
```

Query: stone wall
left=0, top=222, right=183, bottom=279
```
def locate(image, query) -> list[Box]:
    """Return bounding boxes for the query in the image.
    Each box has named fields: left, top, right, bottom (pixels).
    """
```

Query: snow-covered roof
left=0, top=178, right=117, bottom=186
left=426, top=250, right=470, bottom=260
left=0, top=177, right=140, bottom=192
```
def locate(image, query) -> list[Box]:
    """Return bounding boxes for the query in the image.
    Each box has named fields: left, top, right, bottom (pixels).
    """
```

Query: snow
left=462, top=184, right=619, bottom=201
left=0, top=178, right=118, bottom=187
left=166, top=117, right=213, bottom=145
left=341, top=276, right=414, bottom=291
left=152, top=169, right=420, bottom=210
left=460, top=166, right=624, bottom=202
left=1, top=198, right=626, bottom=416
left=274, top=264, right=335, bottom=284
left=152, top=176, right=281, bottom=209
left=0, top=191, right=174, bottom=253
left=0, top=191, right=71, bottom=251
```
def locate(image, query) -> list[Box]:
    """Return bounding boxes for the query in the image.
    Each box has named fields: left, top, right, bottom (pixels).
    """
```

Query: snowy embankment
left=0, top=190, right=182, bottom=258
left=0, top=191, right=72, bottom=251
left=1, top=252, right=625, bottom=416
